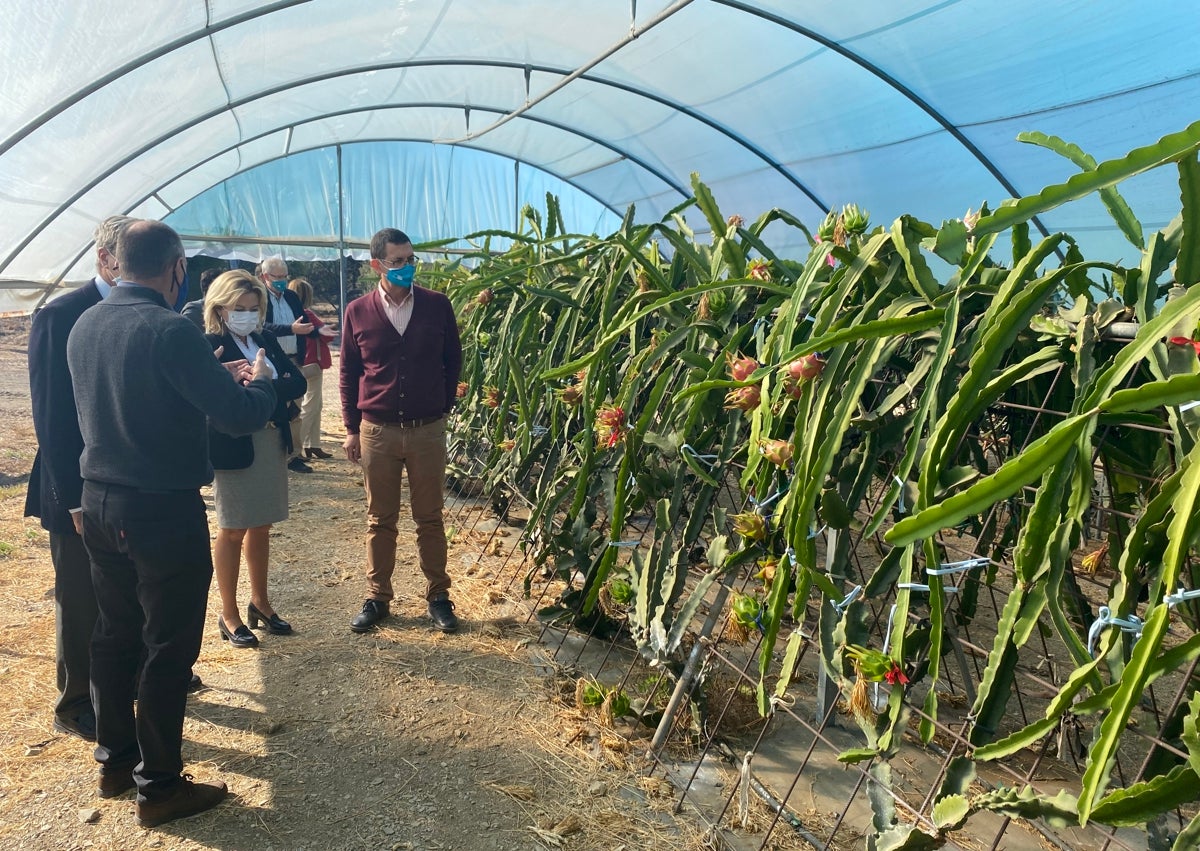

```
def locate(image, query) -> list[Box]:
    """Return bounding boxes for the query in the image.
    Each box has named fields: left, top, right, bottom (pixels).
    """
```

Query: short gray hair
left=261, top=256, right=288, bottom=277
left=94, top=215, right=137, bottom=254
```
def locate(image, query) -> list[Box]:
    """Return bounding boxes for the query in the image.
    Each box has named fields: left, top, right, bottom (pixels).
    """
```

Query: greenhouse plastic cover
left=0, top=0, right=1196, bottom=314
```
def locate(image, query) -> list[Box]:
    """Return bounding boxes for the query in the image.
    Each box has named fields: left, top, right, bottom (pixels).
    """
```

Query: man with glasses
left=340, top=228, right=462, bottom=634
left=259, top=257, right=314, bottom=473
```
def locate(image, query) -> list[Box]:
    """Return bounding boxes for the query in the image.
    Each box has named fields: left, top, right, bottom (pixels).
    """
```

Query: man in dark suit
left=25, top=215, right=135, bottom=741
left=258, top=257, right=314, bottom=473
left=69, top=219, right=276, bottom=826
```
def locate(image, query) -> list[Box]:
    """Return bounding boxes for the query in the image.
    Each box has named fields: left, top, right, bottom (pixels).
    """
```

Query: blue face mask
left=385, top=265, right=415, bottom=289
left=172, top=268, right=190, bottom=312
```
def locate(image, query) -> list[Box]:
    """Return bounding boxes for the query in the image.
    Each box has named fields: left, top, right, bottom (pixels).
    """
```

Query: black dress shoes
left=248, top=601, right=293, bottom=635
left=304, top=447, right=333, bottom=460
left=54, top=710, right=97, bottom=742
left=187, top=672, right=204, bottom=693
left=428, top=594, right=459, bottom=633
left=98, top=767, right=136, bottom=798
left=350, top=599, right=389, bottom=633
left=287, top=457, right=313, bottom=473
left=218, top=617, right=259, bottom=648
left=136, top=776, right=228, bottom=828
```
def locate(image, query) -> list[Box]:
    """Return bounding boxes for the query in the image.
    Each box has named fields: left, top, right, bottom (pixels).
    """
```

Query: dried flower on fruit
left=558, top=383, right=583, bottom=406
left=482, top=386, right=501, bottom=408
left=456, top=381, right=468, bottom=398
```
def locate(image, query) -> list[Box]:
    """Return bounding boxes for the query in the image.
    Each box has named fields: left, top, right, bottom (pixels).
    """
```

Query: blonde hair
left=204, top=270, right=267, bottom=334
left=288, top=277, right=313, bottom=309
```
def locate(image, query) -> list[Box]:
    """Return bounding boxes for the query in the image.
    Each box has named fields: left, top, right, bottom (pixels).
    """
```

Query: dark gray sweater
left=67, top=284, right=277, bottom=491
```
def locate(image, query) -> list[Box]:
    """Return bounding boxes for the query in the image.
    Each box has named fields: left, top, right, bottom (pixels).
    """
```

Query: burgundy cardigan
left=339, top=285, right=462, bottom=435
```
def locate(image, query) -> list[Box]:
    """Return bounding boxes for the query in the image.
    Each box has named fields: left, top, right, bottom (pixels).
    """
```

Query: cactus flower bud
left=456, top=381, right=468, bottom=398
left=841, top=203, right=869, bottom=235
left=499, top=439, right=516, bottom=453
left=476, top=288, right=493, bottom=306
left=482, top=386, right=501, bottom=408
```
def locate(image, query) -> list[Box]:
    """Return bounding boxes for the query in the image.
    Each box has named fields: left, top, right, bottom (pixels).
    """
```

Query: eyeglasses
left=379, top=256, right=418, bottom=269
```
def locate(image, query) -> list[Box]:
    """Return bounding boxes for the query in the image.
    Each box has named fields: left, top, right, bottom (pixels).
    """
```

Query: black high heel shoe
left=247, top=601, right=293, bottom=635
left=218, top=616, right=259, bottom=648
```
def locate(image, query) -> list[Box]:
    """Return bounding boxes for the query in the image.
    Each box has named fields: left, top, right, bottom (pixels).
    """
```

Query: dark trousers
left=49, top=530, right=98, bottom=721
left=80, top=481, right=212, bottom=801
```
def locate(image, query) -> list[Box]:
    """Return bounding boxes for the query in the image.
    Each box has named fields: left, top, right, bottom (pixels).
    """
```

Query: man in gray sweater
left=67, top=220, right=276, bottom=828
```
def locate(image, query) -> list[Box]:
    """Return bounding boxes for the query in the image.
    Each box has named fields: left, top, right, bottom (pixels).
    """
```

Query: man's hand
left=344, top=433, right=361, bottom=464
left=251, top=348, right=272, bottom=381
left=71, top=511, right=84, bottom=536
left=291, top=318, right=313, bottom=335
left=317, top=325, right=337, bottom=338
left=214, top=346, right=253, bottom=384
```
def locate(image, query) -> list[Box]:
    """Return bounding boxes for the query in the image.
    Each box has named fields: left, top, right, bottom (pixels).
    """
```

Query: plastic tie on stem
left=608, top=540, right=640, bottom=548
left=893, top=475, right=907, bottom=514
left=1087, top=605, right=1144, bottom=656
left=750, top=487, right=784, bottom=515
left=1165, top=588, right=1200, bottom=607
left=807, top=524, right=827, bottom=540
left=899, top=581, right=957, bottom=595
left=530, top=425, right=549, bottom=437
left=1180, top=400, right=1200, bottom=413
left=831, top=584, right=862, bottom=619
left=926, top=558, right=990, bottom=576
left=680, top=443, right=719, bottom=469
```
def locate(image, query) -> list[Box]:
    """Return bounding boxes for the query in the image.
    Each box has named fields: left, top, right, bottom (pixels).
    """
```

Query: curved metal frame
left=165, top=137, right=633, bottom=234
left=0, top=0, right=309, bottom=157
left=711, top=0, right=1054, bottom=241
left=147, top=102, right=689, bottom=213
left=47, top=137, right=633, bottom=295
left=0, top=54, right=834, bottom=274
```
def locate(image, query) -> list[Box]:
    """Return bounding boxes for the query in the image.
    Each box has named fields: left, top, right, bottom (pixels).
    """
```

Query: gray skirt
left=213, top=426, right=288, bottom=529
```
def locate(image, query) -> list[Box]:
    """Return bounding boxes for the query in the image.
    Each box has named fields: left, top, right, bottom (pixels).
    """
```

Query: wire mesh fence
left=441, top=359, right=1196, bottom=850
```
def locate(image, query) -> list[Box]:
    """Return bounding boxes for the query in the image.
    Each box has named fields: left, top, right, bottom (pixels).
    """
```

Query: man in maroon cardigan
left=340, top=228, right=463, bottom=634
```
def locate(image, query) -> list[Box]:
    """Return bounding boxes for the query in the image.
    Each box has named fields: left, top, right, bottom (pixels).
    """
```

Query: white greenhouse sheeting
left=0, top=0, right=1196, bottom=314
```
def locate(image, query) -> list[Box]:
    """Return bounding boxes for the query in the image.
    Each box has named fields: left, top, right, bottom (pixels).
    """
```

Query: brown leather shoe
left=97, top=768, right=135, bottom=798
left=136, top=776, right=227, bottom=828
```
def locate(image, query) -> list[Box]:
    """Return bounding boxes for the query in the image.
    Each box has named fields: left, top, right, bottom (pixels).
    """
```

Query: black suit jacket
left=24, top=280, right=104, bottom=534
left=205, top=330, right=307, bottom=469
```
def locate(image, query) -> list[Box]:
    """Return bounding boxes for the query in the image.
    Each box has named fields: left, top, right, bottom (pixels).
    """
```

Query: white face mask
left=225, top=310, right=259, bottom=336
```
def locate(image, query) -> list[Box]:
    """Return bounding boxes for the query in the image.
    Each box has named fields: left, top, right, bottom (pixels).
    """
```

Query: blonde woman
left=204, top=271, right=307, bottom=647
left=287, top=277, right=336, bottom=460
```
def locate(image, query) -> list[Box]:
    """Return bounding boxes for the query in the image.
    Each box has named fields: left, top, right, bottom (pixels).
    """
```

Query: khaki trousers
left=359, top=418, right=450, bottom=602
left=296, top=362, right=324, bottom=450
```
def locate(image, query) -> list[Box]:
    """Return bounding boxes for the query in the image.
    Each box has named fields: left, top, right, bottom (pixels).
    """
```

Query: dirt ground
left=0, top=316, right=719, bottom=851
